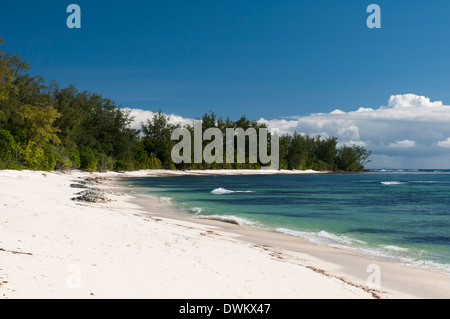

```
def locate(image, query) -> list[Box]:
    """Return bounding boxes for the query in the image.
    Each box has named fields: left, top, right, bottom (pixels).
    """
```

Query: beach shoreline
left=1, top=169, right=449, bottom=299
left=116, top=171, right=450, bottom=299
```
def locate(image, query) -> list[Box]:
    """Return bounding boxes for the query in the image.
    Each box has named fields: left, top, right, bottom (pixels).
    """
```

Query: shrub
left=0, top=129, right=16, bottom=161
left=97, top=153, right=113, bottom=172
left=18, top=141, right=46, bottom=170
left=114, top=159, right=130, bottom=172
left=80, top=147, right=97, bottom=171
left=66, top=148, right=81, bottom=169
left=148, top=157, right=162, bottom=169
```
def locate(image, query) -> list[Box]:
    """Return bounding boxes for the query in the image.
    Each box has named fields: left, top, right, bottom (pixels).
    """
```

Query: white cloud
left=338, top=125, right=360, bottom=141
left=388, top=140, right=416, bottom=148
left=387, top=94, right=443, bottom=108
left=438, top=138, right=450, bottom=148
left=258, top=93, right=450, bottom=168
left=124, top=108, right=194, bottom=130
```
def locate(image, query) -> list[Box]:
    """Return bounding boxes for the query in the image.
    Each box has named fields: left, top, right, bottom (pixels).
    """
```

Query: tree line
left=0, top=41, right=371, bottom=172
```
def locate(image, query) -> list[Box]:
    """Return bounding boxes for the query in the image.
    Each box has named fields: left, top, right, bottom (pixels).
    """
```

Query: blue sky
left=1, top=1, right=450, bottom=118
left=2, top=1, right=450, bottom=168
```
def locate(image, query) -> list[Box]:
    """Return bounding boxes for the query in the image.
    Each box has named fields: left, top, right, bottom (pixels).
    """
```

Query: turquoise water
left=124, top=171, right=450, bottom=272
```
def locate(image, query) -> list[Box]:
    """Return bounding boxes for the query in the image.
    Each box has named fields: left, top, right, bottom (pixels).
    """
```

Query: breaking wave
left=211, top=187, right=255, bottom=195
left=381, top=181, right=406, bottom=185
left=275, top=228, right=450, bottom=273
left=195, top=214, right=256, bottom=226
left=275, top=228, right=366, bottom=248
left=190, top=207, right=203, bottom=214
left=159, top=196, right=172, bottom=203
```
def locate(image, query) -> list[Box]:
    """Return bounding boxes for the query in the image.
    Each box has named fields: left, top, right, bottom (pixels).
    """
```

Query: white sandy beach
left=1, top=169, right=449, bottom=299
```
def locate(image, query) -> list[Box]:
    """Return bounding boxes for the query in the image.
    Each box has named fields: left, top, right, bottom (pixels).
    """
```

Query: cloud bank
left=124, top=108, right=194, bottom=130
left=126, top=94, right=450, bottom=169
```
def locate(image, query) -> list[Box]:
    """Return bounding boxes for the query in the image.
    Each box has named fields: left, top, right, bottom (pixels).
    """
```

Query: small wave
left=210, top=187, right=254, bottom=195
left=190, top=207, right=202, bottom=214
left=276, top=228, right=450, bottom=273
left=383, top=245, right=409, bottom=252
left=275, top=228, right=365, bottom=248
left=381, top=181, right=406, bottom=185
left=159, top=196, right=172, bottom=203
left=276, top=228, right=407, bottom=257
left=195, top=214, right=256, bottom=226
left=409, top=259, right=450, bottom=274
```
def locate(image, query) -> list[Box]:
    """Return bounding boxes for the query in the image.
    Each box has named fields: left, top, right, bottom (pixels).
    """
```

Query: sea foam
left=190, top=207, right=203, bottom=214
left=211, top=187, right=254, bottom=195
left=275, top=228, right=365, bottom=248
left=159, top=196, right=172, bottom=203
left=381, top=181, right=406, bottom=185
left=275, top=227, right=450, bottom=273
left=195, top=214, right=256, bottom=226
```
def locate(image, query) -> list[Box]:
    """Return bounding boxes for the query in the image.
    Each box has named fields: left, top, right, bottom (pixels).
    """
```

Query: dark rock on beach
left=71, top=189, right=110, bottom=203
left=70, top=178, right=111, bottom=203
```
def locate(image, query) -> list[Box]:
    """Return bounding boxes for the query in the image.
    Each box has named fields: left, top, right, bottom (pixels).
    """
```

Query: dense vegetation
left=0, top=41, right=371, bottom=172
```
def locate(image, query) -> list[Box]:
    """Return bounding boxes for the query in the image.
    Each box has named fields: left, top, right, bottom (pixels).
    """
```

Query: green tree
left=141, top=110, right=178, bottom=168
left=52, top=85, right=84, bottom=147
left=79, top=147, right=97, bottom=171
left=287, top=133, right=312, bottom=170
left=336, top=145, right=372, bottom=171
left=0, top=128, right=16, bottom=161
left=18, top=141, right=46, bottom=170
left=353, top=145, right=372, bottom=168
left=16, top=104, right=61, bottom=145
left=0, top=40, right=29, bottom=104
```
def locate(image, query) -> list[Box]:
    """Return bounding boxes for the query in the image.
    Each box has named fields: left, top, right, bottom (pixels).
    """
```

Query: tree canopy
left=0, top=42, right=371, bottom=172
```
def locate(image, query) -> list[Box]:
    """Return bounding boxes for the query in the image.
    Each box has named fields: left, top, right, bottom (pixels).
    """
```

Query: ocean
left=123, top=170, right=450, bottom=273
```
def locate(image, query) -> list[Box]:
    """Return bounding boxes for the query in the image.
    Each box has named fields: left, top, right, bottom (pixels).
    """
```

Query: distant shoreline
left=138, top=168, right=331, bottom=177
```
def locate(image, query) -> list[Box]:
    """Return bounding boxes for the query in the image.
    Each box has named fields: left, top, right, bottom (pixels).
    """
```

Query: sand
left=1, top=169, right=449, bottom=299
